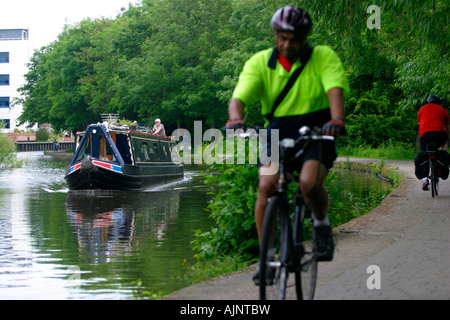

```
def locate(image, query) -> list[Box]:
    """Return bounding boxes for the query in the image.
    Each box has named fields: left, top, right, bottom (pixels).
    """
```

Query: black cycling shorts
left=420, top=131, right=448, bottom=152
left=259, top=138, right=337, bottom=172
left=259, top=111, right=337, bottom=172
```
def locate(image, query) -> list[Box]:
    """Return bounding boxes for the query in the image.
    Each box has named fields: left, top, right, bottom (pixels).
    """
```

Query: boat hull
left=65, top=158, right=184, bottom=191
left=65, top=122, right=184, bottom=191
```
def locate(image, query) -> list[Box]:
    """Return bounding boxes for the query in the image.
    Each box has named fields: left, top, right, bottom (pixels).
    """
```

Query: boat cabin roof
left=71, top=123, right=175, bottom=167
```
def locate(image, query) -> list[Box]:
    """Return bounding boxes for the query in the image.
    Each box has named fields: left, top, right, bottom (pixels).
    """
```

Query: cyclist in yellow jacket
left=225, top=6, right=349, bottom=269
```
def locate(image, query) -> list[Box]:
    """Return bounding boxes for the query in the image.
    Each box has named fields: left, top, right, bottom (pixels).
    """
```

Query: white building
left=0, top=28, right=34, bottom=132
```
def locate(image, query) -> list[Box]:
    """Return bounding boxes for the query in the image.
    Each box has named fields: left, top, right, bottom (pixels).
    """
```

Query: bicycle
left=258, top=126, right=334, bottom=300
left=426, top=142, right=439, bottom=197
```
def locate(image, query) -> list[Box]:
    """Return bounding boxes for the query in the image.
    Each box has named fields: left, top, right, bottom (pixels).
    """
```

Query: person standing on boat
left=153, top=118, right=166, bottom=136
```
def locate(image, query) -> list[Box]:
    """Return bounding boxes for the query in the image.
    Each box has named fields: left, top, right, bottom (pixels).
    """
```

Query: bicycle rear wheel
left=431, top=162, right=438, bottom=197
left=259, top=194, right=291, bottom=300
left=294, top=202, right=317, bottom=300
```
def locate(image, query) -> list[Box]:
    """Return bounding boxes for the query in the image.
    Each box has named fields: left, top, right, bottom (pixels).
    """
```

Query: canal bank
left=165, top=158, right=450, bottom=300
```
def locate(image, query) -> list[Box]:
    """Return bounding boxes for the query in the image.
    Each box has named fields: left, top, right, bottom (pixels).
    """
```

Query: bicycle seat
left=426, top=142, right=439, bottom=153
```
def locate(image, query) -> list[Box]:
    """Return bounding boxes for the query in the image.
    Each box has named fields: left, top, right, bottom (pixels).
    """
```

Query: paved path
left=165, top=159, right=450, bottom=300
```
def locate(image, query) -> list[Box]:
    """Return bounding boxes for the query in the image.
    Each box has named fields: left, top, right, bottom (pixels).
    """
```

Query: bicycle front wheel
left=294, top=203, right=317, bottom=300
left=259, top=194, right=291, bottom=300
left=297, top=241, right=317, bottom=300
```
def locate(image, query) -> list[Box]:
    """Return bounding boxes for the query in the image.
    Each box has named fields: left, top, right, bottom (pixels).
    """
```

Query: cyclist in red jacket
left=417, top=94, right=450, bottom=190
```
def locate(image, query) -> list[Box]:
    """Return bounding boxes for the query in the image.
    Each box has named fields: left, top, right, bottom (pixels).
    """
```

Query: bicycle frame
left=259, top=126, right=333, bottom=300
left=277, top=127, right=334, bottom=256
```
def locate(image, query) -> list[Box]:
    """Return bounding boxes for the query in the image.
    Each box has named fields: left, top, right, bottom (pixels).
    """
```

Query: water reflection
left=0, top=153, right=213, bottom=299
left=328, top=169, right=393, bottom=227
left=61, top=182, right=212, bottom=298
left=66, top=190, right=180, bottom=263
left=333, top=169, right=392, bottom=195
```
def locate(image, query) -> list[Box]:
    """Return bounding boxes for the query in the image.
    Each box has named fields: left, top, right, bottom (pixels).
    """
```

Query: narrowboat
left=64, top=120, right=183, bottom=190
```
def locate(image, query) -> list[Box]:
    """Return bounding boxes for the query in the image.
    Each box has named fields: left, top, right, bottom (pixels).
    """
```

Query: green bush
left=0, top=133, right=20, bottom=168
left=35, top=128, right=50, bottom=142
left=193, top=161, right=396, bottom=263
left=193, top=163, right=260, bottom=261
left=193, top=164, right=353, bottom=261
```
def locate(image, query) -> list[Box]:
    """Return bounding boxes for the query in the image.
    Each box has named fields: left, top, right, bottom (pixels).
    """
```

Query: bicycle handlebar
left=292, top=126, right=335, bottom=145
left=230, top=125, right=335, bottom=146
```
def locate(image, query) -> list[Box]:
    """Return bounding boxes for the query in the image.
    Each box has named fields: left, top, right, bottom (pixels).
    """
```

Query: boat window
left=153, top=142, right=160, bottom=161
left=133, top=138, right=179, bottom=163
left=99, top=134, right=117, bottom=162
left=161, top=144, right=169, bottom=161
left=75, top=132, right=117, bottom=162
left=116, top=134, right=133, bottom=165
left=75, top=135, right=92, bottom=161
left=141, top=142, right=150, bottom=160
left=134, top=140, right=160, bottom=162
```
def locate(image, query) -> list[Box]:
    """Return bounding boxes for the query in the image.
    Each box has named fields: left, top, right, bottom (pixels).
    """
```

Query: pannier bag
left=415, top=150, right=450, bottom=180
left=436, top=150, right=450, bottom=180
left=414, top=151, right=428, bottom=179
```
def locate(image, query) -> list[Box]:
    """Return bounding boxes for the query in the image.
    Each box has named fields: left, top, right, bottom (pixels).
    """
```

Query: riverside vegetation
left=188, top=154, right=399, bottom=285
left=0, top=126, right=23, bottom=169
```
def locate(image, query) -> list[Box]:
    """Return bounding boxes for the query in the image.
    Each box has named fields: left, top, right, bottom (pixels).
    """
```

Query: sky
left=2, top=0, right=142, bottom=49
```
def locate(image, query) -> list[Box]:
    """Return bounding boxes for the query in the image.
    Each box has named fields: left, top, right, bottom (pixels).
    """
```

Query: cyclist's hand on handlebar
left=223, top=119, right=245, bottom=132
left=322, top=118, right=346, bottom=137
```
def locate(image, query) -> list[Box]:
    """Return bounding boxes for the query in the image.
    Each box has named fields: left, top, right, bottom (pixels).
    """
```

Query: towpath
left=165, top=159, right=450, bottom=300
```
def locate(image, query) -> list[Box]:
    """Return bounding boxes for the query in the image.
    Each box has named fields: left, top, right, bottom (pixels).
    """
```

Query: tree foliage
left=15, top=0, right=448, bottom=144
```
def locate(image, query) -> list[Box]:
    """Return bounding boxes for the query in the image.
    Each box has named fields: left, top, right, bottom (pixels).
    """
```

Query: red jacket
left=417, top=103, right=450, bottom=137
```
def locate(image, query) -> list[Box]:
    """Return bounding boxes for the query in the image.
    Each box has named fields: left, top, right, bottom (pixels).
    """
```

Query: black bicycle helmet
left=271, top=6, right=312, bottom=37
left=427, top=94, right=441, bottom=104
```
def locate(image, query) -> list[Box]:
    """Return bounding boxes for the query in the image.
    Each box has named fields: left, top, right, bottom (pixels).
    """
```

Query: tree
left=17, top=20, right=101, bottom=132
left=116, top=0, right=236, bottom=131
left=15, top=0, right=448, bottom=146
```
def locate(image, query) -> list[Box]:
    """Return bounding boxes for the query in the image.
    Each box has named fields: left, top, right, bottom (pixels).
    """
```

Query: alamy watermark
left=67, top=265, right=81, bottom=289
left=367, top=5, right=381, bottom=30
left=170, top=121, right=280, bottom=175
left=366, top=265, right=381, bottom=290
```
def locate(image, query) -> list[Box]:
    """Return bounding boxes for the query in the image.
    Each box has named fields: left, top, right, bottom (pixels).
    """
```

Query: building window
left=0, top=97, right=9, bottom=108
left=0, top=29, right=29, bottom=41
left=0, top=75, right=9, bottom=85
left=1, top=119, right=10, bottom=129
left=0, top=52, right=9, bottom=63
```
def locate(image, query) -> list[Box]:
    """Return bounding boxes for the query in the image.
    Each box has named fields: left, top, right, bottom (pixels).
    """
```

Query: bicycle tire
left=431, top=161, right=438, bottom=197
left=298, top=244, right=317, bottom=300
left=294, top=203, right=317, bottom=300
left=259, top=194, right=291, bottom=300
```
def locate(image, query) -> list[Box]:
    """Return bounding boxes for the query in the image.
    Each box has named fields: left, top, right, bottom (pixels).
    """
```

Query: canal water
left=0, top=152, right=391, bottom=299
